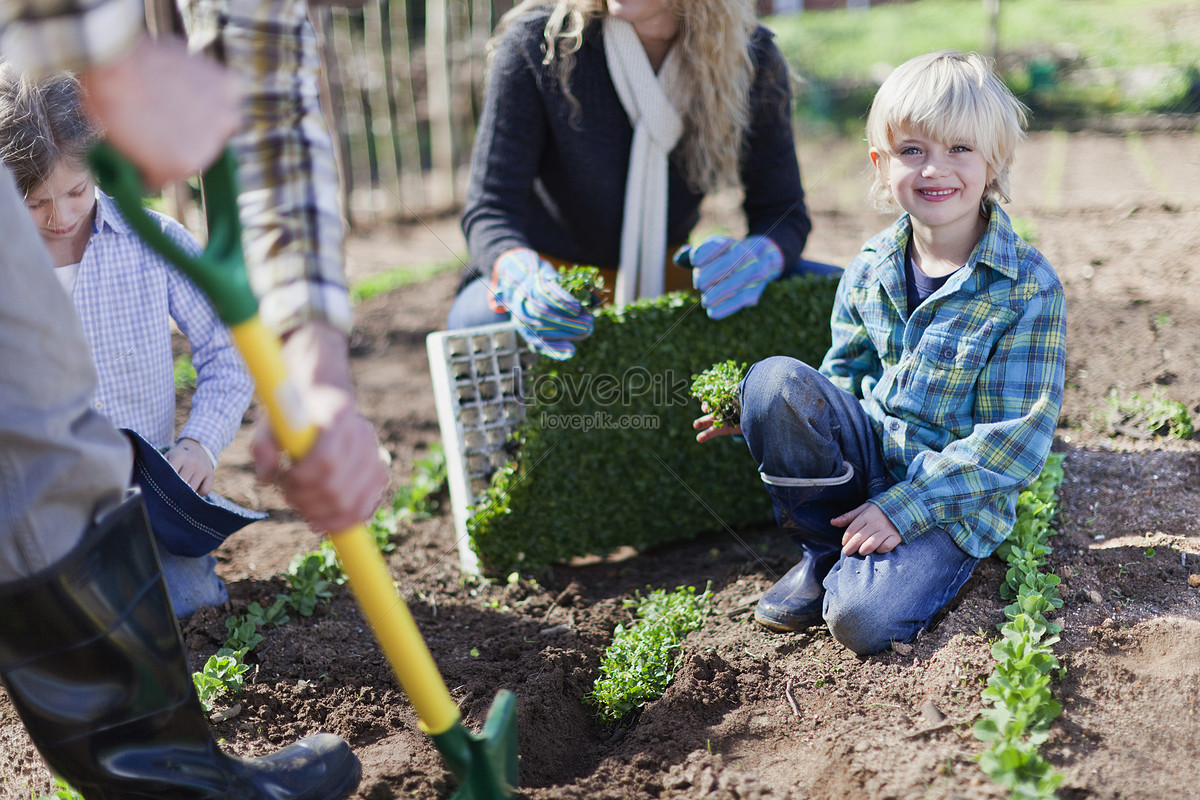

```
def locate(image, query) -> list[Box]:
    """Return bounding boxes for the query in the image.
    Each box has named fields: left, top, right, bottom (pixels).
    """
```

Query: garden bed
left=2, top=130, right=1200, bottom=799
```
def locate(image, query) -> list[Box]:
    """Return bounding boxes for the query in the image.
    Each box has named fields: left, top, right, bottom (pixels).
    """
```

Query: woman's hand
left=675, top=235, right=784, bottom=319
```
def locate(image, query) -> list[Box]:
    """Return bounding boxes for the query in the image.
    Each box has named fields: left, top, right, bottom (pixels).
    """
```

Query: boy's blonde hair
left=865, top=50, right=1028, bottom=213
left=493, top=0, right=760, bottom=194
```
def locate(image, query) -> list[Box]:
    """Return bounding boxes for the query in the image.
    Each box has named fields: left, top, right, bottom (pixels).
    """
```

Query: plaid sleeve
left=820, top=256, right=878, bottom=396
left=0, top=0, right=144, bottom=76
left=872, top=280, right=1067, bottom=556
left=182, top=0, right=352, bottom=337
left=159, top=216, right=255, bottom=458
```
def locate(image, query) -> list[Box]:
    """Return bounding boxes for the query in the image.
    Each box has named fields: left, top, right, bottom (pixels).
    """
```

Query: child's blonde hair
left=492, top=0, right=761, bottom=194
left=865, top=50, right=1027, bottom=213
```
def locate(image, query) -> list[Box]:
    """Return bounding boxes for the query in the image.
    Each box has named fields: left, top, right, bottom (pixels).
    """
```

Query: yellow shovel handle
left=230, top=318, right=461, bottom=735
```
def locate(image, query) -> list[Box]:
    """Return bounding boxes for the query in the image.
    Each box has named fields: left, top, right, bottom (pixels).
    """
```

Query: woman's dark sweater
left=459, top=10, right=812, bottom=290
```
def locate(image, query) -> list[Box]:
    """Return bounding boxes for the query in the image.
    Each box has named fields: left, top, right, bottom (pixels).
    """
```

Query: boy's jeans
left=739, top=356, right=979, bottom=655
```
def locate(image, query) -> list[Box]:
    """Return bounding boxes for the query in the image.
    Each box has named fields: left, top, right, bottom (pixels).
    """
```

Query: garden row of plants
left=193, top=444, right=448, bottom=712
left=973, top=452, right=1067, bottom=799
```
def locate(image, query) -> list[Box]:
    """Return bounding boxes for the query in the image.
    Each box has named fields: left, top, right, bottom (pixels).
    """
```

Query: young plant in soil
left=974, top=453, right=1067, bottom=799
left=589, top=584, right=712, bottom=723
left=186, top=456, right=450, bottom=720
left=691, top=360, right=748, bottom=428
left=1104, top=387, right=1194, bottom=439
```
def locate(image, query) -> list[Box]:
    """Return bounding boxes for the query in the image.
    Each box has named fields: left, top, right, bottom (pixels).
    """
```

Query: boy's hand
left=166, top=438, right=215, bottom=495
left=832, top=502, right=902, bottom=555
left=692, top=412, right=743, bottom=444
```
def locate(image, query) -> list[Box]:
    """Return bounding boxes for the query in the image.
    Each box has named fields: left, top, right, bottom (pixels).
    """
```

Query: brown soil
left=4, top=129, right=1200, bottom=800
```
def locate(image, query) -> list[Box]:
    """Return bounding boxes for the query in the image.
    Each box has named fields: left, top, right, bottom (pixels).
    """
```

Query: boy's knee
left=823, top=593, right=909, bottom=656
left=740, top=357, right=823, bottom=423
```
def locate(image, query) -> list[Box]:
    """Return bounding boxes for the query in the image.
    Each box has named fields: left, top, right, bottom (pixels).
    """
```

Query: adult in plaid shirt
left=695, top=51, right=1066, bottom=655
left=0, top=2, right=379, bottom=797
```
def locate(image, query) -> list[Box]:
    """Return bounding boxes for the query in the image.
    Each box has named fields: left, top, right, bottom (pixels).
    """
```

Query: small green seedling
left=589, top=584, right=712, bottom=723
left=224, top=616, right=264, bottom=652
left=193, top=648, right=250, bottom=712
left=245, top=595, right=291, bottom=628
left=1104, top=387, right=1194, bottom=439
left=691, top=360, right=748, bottom=428
left=557, top=266, right=606, bottom=308
left=286, top=553, right=335, bottom=617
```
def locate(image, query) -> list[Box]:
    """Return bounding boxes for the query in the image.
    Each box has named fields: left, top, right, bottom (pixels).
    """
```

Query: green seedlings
left=589, top=584, right=712, bottom=723
left=286, top=552, right=335, bottom=617
left=974, top=453, right=1066, bottom=799
left=557, top=266, right=606, bottom=308
left=691, top=360, right=748, bottom=428
left=368, top=445, right=448, bottom=552
left=245, top=596, right=291, bottom=628
left=224, top=616, right=265, bottom=653
left=193, top=649, right=250, bottom=712
left=1104, top=387, right=1194, bottom=439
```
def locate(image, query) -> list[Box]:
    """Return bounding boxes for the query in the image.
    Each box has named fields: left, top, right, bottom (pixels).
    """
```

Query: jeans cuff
left=760, top=460, right=855, bottom=488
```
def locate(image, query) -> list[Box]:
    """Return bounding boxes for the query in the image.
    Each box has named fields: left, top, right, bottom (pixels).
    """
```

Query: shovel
left=88, top=142, right=518, bottom=800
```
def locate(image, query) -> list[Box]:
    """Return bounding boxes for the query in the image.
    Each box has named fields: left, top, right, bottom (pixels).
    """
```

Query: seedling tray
left=426, top=322, right=535, bottom=574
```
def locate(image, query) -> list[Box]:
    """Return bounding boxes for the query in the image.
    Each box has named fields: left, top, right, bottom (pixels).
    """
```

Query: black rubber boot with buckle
left=0, top=491, right=361, bottom=800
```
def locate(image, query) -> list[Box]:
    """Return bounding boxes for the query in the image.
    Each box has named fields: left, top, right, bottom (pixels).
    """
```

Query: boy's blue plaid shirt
left=821, top=206, right=1066, bottom=558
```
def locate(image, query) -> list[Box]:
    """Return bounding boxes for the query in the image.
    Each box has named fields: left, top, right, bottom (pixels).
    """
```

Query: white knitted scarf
left=603, top=17, right=684, bottom=307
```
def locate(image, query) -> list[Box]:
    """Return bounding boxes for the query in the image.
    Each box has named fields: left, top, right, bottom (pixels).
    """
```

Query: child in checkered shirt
left=0, top=65, right=257, bottom=617
left=695, top=50, right=1066, bottom=654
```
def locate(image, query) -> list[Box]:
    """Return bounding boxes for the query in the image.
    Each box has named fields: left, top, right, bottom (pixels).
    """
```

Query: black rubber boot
left=754, top=468, right=857, bottom=632
left=0, top=491, right=361, bottom=800
left=754, top=539, right=842, bottom=632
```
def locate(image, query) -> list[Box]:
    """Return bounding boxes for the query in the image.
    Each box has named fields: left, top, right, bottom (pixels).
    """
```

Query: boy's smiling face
left=872, top=128, right=990, bottom=245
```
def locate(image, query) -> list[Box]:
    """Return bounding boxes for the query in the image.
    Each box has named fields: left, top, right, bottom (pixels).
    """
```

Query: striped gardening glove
left=489, top=248, right=594, bottom=360
left=674, top=235, right=784, bottom=320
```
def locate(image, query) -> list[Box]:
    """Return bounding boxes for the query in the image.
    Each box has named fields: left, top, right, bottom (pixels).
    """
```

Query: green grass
left=768, top=0, right=1200, bottom=128
left=349, top=260, right=460, bottom=303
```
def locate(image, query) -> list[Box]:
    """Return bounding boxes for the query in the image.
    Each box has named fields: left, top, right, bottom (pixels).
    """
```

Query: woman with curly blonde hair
left=449, top=0, right=835, bottom=359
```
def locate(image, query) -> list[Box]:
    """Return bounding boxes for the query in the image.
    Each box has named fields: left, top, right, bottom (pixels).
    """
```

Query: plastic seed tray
left=426, top=322, right=535, bottom=574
